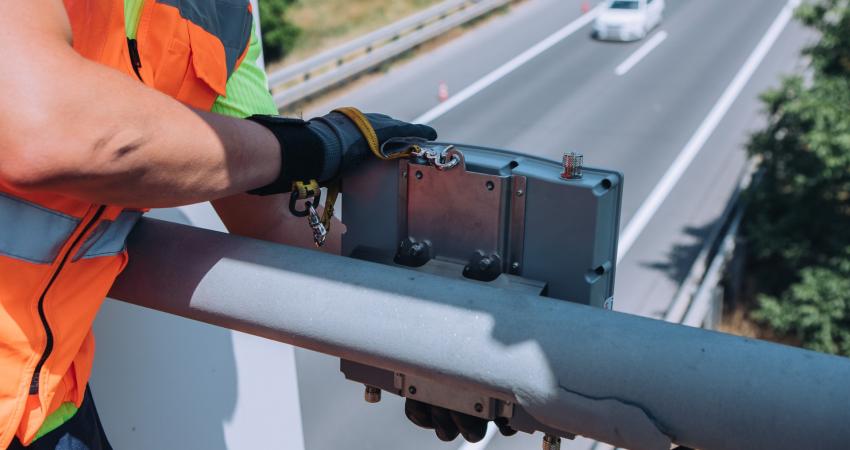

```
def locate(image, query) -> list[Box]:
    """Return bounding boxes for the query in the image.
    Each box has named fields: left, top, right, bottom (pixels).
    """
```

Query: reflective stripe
left=73, top=211, right=143, bottom=260
left=0, top=193, right=80, bottom=264
left=157, top=0, right=253, bottom=76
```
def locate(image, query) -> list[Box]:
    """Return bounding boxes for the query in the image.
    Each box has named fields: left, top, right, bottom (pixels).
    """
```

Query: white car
left=593, top=0, right=665, bottom=42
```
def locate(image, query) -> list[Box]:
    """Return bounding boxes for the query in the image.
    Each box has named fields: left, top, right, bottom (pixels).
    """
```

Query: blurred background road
left=297, top=0, right=813, bottom=449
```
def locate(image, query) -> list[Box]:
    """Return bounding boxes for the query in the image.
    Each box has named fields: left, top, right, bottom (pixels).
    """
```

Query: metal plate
left=404, top=158, right=507, bottom=263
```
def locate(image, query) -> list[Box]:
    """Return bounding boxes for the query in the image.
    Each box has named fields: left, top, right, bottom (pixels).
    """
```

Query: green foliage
left=796, top=0, right=850, bottom=77
left=259, top=0, right=301, bottom=62
left=753, top=256, right=850, bottom=356
left=742, top=0, right=850, bottom=356
left=744, top=76, right=850, bottom=287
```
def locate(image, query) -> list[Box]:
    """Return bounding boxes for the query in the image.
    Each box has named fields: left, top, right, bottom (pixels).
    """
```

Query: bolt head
left=542, top=434, right=561, bottom=450
left=408, top=386, right=417, bottom=395
left=511, top=262, right=520, bottom=271
left=474, top=403, right=484, bottom=413
left=478, top=257, right=492, bottom=270
left=364, top=386, right=381, bottom=403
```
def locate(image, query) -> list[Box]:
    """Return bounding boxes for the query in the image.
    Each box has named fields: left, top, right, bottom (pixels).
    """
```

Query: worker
left=0, top=0, right=513, bottom=448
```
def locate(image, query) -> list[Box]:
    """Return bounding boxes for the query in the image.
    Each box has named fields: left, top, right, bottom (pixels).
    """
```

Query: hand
left=245, top=109, right=436, bottom=195
left=313, top=110, right=438, bottom=173
left=404, top=399, right=517, bottom=443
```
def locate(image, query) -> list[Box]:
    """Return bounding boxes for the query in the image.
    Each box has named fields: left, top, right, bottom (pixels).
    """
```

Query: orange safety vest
left=0, top=0, right=252, bottom=445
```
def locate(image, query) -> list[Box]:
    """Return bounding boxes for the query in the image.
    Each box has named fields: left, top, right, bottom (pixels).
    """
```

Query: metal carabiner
left=289, top=187, right=322, bottom=218
left=306, top=202, right=328, bottom=247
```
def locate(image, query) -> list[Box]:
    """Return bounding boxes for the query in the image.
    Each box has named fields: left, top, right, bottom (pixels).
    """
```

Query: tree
left=742, top=0, right=850, bottom=356
left=259, top=0, right=300, bottom=62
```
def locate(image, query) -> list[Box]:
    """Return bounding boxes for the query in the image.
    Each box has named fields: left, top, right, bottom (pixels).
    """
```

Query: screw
left=485, top=181, right=495, bottom=191
left=408, top=386, right=417, bottom=395
left=542, top=434, right=561, bottom=450
left=561, top=152, right=583, bottom=180
left=511, top=262, right=520, bottom=271
left=516, top=189, right=524, bottom=197
left=402, top=171, right=408, bottom=178
left=415, top=170, right=423, bottom=180
left=474, top=403, right=484, bottom=413
left=364, top=385, right=381, bottom=403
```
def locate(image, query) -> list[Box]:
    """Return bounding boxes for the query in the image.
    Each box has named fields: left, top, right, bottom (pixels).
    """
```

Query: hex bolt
left=561, top=152, right=583, bottom=180
left=408, top=386, right=417, bottom=395
left=364, top=385, right=381, bottom=403
left=511, top=262, right=520, bottom=271
left=409, top=242, right=425, bottom=257
left=542, top=434, right=561, bottom=450
left=516, top=189, right=524, bottom=197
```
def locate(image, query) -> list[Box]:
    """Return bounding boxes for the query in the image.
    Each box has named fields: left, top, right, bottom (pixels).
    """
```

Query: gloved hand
left=246, top=109, right=437, bottom=195
left=404, top=398, right=517, bottom=443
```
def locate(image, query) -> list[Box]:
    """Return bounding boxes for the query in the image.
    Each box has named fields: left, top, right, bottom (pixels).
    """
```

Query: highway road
left=293, top=0, right=815, bottom=449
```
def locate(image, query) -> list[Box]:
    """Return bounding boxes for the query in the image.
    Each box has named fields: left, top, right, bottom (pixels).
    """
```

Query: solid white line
left=616, top=0, right=799, bottom=263
left=457, top=422, right=498, bottom=450
left=614, top=30, right=668, bottom=76
left=414, top=5, right=604, bottom=125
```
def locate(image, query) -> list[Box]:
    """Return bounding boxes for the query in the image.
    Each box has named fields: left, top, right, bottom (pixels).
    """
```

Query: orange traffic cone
left=437, top=81, right=449, bottom=102
left=580, top=0, right=590, bottom=13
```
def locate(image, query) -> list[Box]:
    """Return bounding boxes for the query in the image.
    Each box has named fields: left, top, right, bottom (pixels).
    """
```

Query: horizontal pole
left=110, top=218, right=850, bottom=450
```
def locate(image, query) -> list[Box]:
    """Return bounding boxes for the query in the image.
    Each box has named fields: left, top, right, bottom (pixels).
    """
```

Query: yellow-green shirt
left=124, top=0, right=278, bottom=118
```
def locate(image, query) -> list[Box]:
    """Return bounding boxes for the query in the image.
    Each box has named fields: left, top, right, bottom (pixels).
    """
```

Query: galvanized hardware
left=405, top=150, right=523, bottom=276
left=543, top=434, right=561, bottom=450
left=410, top=144, right=461, bottom=171
left=561, top=152, right=583, bottom=180
left=394, top=237, right=432, bottom=267
left=464, top=251, right=503, bottom=282
left=288, top=181, right=328, bottom=247
left=338, top=143, right=626, bottom=434
left=307, top=203, right=328, bottom=247
left=364, top=385, right=381, bottom=403
left=508, top=176, right=527, bottom=275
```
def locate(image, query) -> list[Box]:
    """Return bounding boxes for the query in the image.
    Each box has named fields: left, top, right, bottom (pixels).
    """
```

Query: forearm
left=0, top=28, right=280, bottom=207
left=212, top=194, right=343, bottom=254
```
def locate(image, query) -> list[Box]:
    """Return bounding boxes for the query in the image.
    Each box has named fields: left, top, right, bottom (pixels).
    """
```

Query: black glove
left=246, top=110, right=437, bottom=195
left=404, top=399, right=517, bottom=443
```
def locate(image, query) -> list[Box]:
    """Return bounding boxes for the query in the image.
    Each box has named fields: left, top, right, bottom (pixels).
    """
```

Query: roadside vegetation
left=737, top=0, right=850, bottom=356
left=259, top=0, right=443, bottom=65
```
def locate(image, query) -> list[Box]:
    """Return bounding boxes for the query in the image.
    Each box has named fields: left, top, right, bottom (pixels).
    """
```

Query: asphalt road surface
left=293, top=0, right=814, bottom=449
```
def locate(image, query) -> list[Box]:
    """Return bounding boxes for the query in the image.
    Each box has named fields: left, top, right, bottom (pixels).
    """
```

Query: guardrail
left=268, top=0, right=514, bottom=108
left=109, top=216, right=850, bottom=450
left=664, top=161, right=758, bottom=328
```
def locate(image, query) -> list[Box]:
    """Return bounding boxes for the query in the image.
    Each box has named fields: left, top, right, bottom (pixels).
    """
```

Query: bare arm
left=0, top=0, right=280, bottom=208
left=212, top=194, right=344, bottom=254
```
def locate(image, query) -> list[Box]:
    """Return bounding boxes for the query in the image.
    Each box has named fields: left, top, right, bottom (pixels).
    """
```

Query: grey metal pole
left=110, top=218, right=850, bottom=450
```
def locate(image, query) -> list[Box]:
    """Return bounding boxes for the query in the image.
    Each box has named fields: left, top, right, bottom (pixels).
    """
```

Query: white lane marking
left=616, top=0, right=799, bottom=263
left=614, top=30, right=668, bottom=76
left=414, top=5, right=604, bottom=125
left=457, top=422, right=498, bottom=450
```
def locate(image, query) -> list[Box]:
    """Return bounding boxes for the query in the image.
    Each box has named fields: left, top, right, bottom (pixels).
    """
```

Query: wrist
left=245, top=115, right=339, bottom=195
